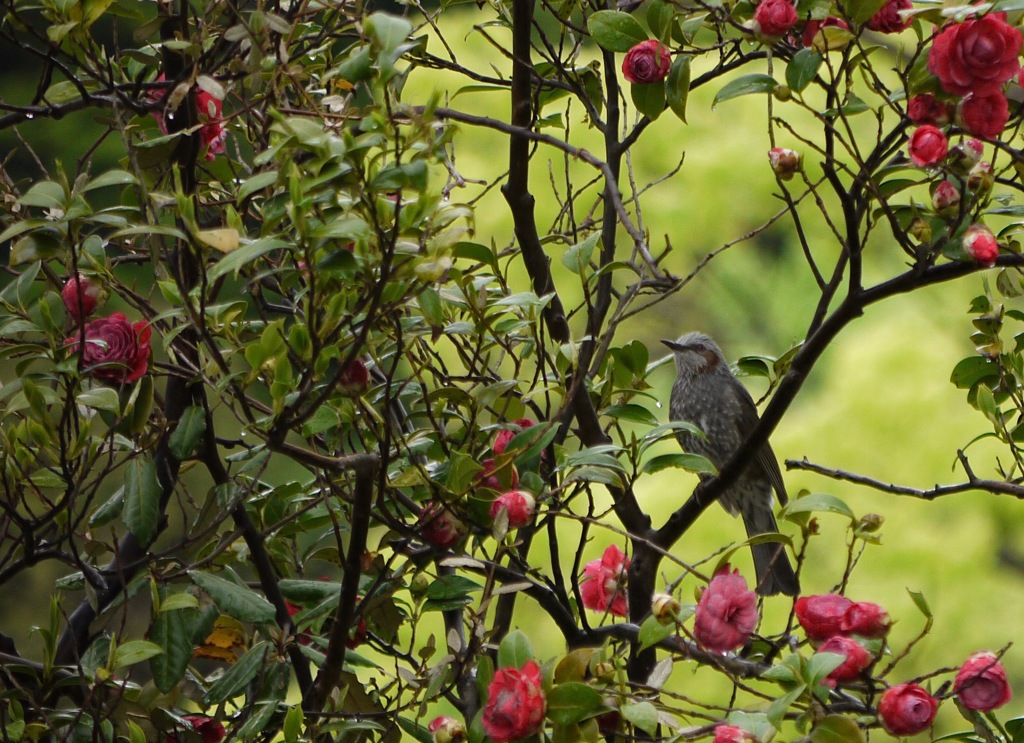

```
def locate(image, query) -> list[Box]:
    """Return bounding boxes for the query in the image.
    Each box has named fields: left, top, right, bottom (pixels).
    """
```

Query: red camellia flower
left=493, top=418, right=536, bottom=456
left=621, top=40, right=672, bottom=84
left=768, top=148, right=801, bottom=180
left=418, top=502, right=466, bottom=549
left=580, top=544, right=630, bottom=617
left=478, top=458, right=520, bottom=491
left=908, top=93, right=952, bottom=125
left=337, top=358, right=370, bottom=396
left=878, top=683, right=938, bottom=736
left=932, top=180, right=960, bottom=212
left=908, top=125, right=948, bottom=167
left=928, top=14, right=1022, bottom=96
left=866, top=0, right=912, bottom=33
left=754, top=0, right=798, bottom=38
left=693, top=566, right=758, bottom=652
left=66, top=313, right=152, bottom=384
left=62, top=276, right=105, bottom=320
left=428, top=715, right=467, bottom=743
left=713, top=724, right=755, bottom=743
left=842, top=601, right=892, bottom=638
left=151, top=75, right=227, bottom=161
left=490, top=490, right=536, bottom=529
left=795, top=594, right=853, bottom=641
left=963, top=224, right=999, bottom=267
left=167, top=715, right=226, bottom=743
left=961, top=91, right=1010, bottom=139
left=481, top=661, right=546, bottom=743
left=954, top=651, right=1013, bottom=712
left=818, top=635, right=873, bottom=684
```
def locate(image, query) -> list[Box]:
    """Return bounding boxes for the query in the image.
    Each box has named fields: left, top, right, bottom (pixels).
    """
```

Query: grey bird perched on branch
left=663, top=332, right=799, bottom=596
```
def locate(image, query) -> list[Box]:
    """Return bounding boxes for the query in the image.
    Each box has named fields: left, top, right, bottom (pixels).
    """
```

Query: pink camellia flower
left=955, top=651, right=1012, bottom=711
left=866, top=0, right=912, bottom=33
left=801, top=17, right=850, bottom=49
left=818, top=635, right=873, bottom=684
left=65, top=313, right=152, bottom=384
left=481, top=661, right=546, bottom=743
left=713, top=724, right=756, bottom=743
left=418, top=502, right=466, bottom=549
left=932, top=180, right=960, bottom=212
left=961, top=91, right=1010, bottom=139
left=428, top=715, right=467, bottom=743
left=693, top=566, right=758, bottom=653
left=928, top=14, right=1022, bottom=96
left=493, top=418, right=536, bottom=456
left=166, top=715, right=226, bottom=743
left=151, top=75, right=226, bottom=161
left=963, top=224, right=999, bottom=267
left=754, top=0, right=798, bottom=38
left=908, top=93, right=952, bottom=126
left=795, top=594, right=853, bottom=641
left=621, top=40, right=672, bottom=84
left=337, top=359, right=370, bottom=396
left=768, top=148, right=801, bottom=180
left=580, top=544, right=630, bottom=617
left=968, top=161, right=994, bottom=193
left=490, top=490, right=536, bottom=529
left=908, top=125, right=948, bottom=167
left=478, top=458, right=520, bottom=491
left=842, top=601, right=892, bottom=638
left=62, top=276, right=106, bottom=320
left=878, top=683, right=938, bottom=736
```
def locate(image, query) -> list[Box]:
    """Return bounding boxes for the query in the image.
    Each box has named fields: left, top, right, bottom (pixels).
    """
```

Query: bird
left=662, top=332, right=799, bottom=596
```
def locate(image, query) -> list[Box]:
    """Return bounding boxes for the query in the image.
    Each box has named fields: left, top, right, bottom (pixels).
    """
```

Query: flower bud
left=651, top=592, right=681, bottom=625
left=773, top=85, right=793, bottom=102
left=768, top=147, right=801, bottom=180
left=418, top=502, right=466, bottom=549
left=410, top=572, right=431, bottom=599
left=963, top=224, right=999, bottom=267
left=428, top=716, right=467, bottom=743
left=337, top=359, right=370, bottom=396
left=489, top=490, right=536, bottom=529
left=968, top=161, right=994, bottom=195
left=857, top=513, right=884, bottom=532
left=955, top=651, right=1012, bottom=712
left=931, top=180, right=960, bottom=213
left=909, top=218, right=932, bottom=243
left=842, top=601, right=891, bottom=639
left=62, top=275, right=107, bottom=320
left=592, top=660, right=616, bottom=682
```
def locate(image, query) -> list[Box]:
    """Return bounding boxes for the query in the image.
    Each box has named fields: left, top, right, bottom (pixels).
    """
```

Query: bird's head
left=661, top=332, right=727, bottom=377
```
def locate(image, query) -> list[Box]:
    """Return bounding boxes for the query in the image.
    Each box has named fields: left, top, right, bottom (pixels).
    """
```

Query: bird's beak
left=661, top=339, right=683, bottom=352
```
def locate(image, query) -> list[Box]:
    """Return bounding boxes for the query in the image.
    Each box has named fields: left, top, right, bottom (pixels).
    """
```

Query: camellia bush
left=3, top=0, right=1024, bottom=740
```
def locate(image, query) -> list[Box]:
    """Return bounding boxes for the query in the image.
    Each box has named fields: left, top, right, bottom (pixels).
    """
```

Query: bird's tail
left=741, top=505, right=799, bottom=597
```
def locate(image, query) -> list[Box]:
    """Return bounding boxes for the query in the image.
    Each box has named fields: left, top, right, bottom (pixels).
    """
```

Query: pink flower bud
left=932, top=180, right=960, bottom=212
left=62, top=276, right=106, bottom=319
left=908, top=125, right=948, bottom=167
left=865, top=0, right=912, bottom=33
left=818, top=635, right=873, bottom=684
left=907, top=94, right=952, bottom=126
left=968, top=161, right=994, bottom=194
left=621, top=40, right=672, bottom=84
left=418, top=502, right=466, bottom=549
left=489, top=490, right=536, bottom=529
left=337, top=359, right=370, bottom=396
left=477, top=458, right=519, bottom=491
left=493, top=418, right=536, bottom=455
left=878, top=683, right=938, bottom=736
left=579, top=545, right=630, bottom=617
left=753, top=0, right=798, bottom=39
left=842, top=601, right=891, bottom=638
left=768, top=147, right=801, bottom=180
left=482, top=661, right=546, bottom=743
left=795, top=594, right=853, bottom=641
left=428, top=716, right=467, bottom=743
left=693, top=566, right=758, bottom=652
left=713, top=724, right=757, bottom=743
left=963, top=224, right=999, bottom=267
left=954, top=651, right=1012, bottom=712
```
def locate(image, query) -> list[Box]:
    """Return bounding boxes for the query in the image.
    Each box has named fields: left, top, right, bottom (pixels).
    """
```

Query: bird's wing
left=730, top=379, right=789, bottom=505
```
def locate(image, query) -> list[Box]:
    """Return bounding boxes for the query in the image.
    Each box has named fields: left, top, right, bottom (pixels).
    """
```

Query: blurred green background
left=2, top=4, right=1023, bottom=737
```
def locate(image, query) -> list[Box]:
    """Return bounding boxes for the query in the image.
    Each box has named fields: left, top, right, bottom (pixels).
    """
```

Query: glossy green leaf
left=780, top=493, right=855, bottom=520
left=546, top=682, right=605, bottom=725
left=713, top=74, right=778, bottom=107
left=809, top=714, right=867, bottom=743
left=786, top=49, right=822, bottom=92
left=587, top=11, right=648, bottom=52
left=641, top=452, right=717, bottom=476
left=497, top=629, right=533, bottom=669
left=666, top=55, right=691, bottom=122
left=204, top=642, right=269, bottom=704
left=189, top=570, right=276, bottom=623
left=124, top=456, right=161, bottom=545
left=168, top=405, right=207, bottom=460
left=631, top=82, right=665, bottom=121
left=150, top=604, right=200, bottom=693
left=621, top=701, right=659, bottom=735
left=112, top=640, right=163, bottom=669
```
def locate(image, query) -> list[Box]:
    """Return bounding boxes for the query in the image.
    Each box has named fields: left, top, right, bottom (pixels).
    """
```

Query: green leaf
left=638, top=614, right=673, bottom=650
left=603, top=403, right=659, bottom=426
left=847, top=0, right=889, bottom=23
left=713, top=74, right=778, bottom=107
left=587, top=11, right=648, bottom=52
left=237, top=170, right=279, bottom=201
left=89, top=488, right=124, bottom=528
left=631, top=82, right=665, bottom=121
left=365, top=12, right=413, bottom=53
left=807, top=651, right=846, bottom=686
left=208, top=237, right=290, bottom=281
left=76, top=387, right=120, bottom=413
left=786, top=49, right=822, bottom=92
left=160, top=593, right=200, bottom=611
left=950, top=356, right=998, bottom=389
left=497, top=629, right=533, bottom=669
left=780, top=493, right=855, bottom=521
left=168, top=405, right=207, bottom=460
left=150, top=604, right=200, bottom=693
left=561, top=232, right=600, bottom=275
left=18, top=181, right=65, bottom=209
left=641, top=452, right=716, bottom=476
left=81, top=169, right=137, bottom=192
left=124, top=456, right=161, bottom=545
left=809, top=714, right=867, bottom=743
left=621, top=701, right=659, bottom=735
left=189, top=570, right=276, bottom=623
left=767, top=683, right=807, bottom=729
left=546, top=682, right=605, bottom=725
left=112, top=640, right=163, bottom=669
left=204, top=641, right=269, bottom=704
left=279, top=579, right=342, bottom=603
left=666, top=55, right=691, bottom=122
left=425, top=575, right=483, bottom=601
left=908, top=589, right=932, bottom=619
